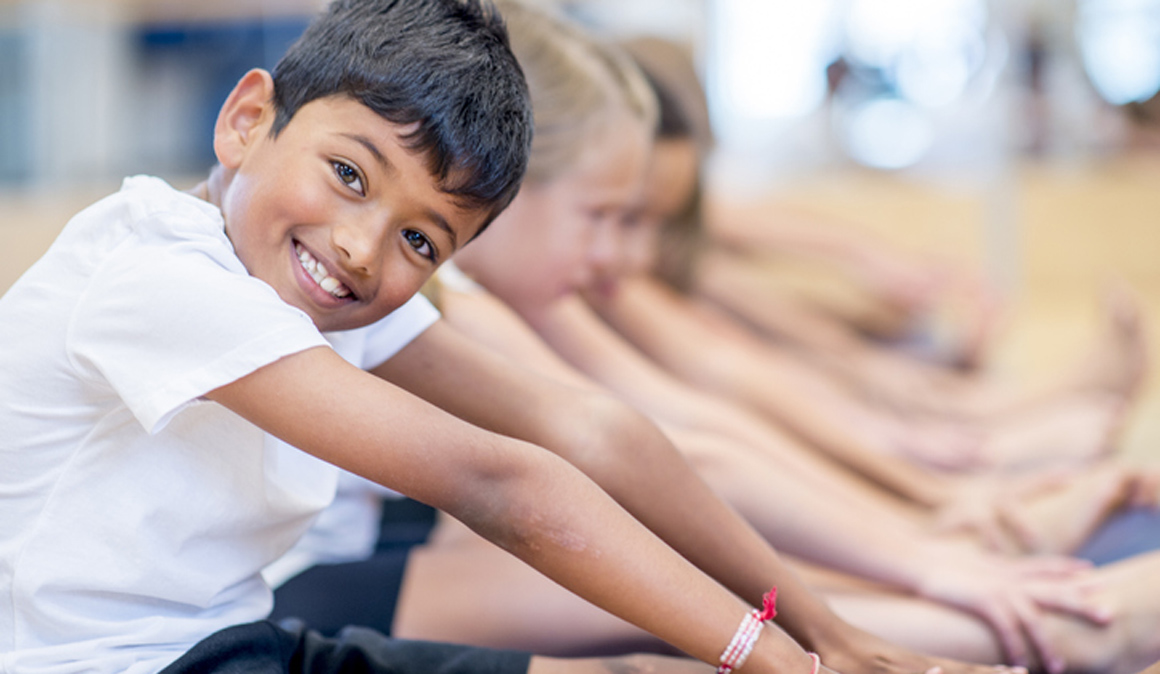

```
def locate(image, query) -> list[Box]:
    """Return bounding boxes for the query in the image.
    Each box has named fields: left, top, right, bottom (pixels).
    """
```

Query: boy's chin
left=307, top=310, right=387, bottom=334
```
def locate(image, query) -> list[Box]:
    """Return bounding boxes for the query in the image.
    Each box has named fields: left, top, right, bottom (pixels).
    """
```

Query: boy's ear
left=214, top=69, right=277, bottom=169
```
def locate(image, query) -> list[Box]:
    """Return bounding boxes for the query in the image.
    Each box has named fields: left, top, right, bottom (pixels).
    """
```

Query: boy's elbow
left=434, top=436, right=573, bottom=551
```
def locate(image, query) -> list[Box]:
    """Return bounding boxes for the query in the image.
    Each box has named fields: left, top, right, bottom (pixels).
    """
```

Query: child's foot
left=1042, top=550, right=1160, bottom=674
left=1006, top=463, right=1144, bottom=555
left=1068, top=280, right=1150, bottom=404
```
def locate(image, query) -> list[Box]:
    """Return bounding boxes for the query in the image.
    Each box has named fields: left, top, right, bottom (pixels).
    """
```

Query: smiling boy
left=198, top=74, right=481, bottom=332
left=0, top=1, right=535, bottom=671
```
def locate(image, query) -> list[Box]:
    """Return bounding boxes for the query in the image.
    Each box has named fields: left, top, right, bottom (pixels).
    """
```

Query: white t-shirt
left=0, top=176, right=439, bottom=674
left=264, top=261, right=483, bottom=586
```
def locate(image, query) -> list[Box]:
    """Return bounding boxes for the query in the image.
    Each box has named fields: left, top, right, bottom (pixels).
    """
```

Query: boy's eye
left=331, top=161, right=365, bottom=195
left=403, top=229, right=437, bottom=262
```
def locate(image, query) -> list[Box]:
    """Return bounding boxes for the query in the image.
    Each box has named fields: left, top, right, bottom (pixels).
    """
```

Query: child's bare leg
left=530, top=654, right=712, bottom=674
left=395, top=519, right=668, bottom=657
left=825, top=590, right=1003, bottom=665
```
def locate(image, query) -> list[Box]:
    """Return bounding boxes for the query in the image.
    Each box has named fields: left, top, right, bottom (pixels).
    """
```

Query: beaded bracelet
left=716, top=588, right=777, bottom=674
left=808, top=651, right=822, bottom=674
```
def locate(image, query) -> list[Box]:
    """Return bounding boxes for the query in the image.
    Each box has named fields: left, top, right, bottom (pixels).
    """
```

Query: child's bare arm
left=527, top=295, right=1110, bottom=671
left=435, top=287, right=601, bottom=392
left=375, top=320, right=850, bottom=623
left=371, top=320, right=1056, bottom=674
left=702, top=197, right=942, bottom=314
left=205, top=345, right=810, bottom=672
left=588, top=276, right=955, bottom=509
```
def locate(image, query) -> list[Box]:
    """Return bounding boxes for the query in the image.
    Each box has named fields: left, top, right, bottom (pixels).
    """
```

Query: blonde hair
left=619, top=36, right=713, bottom=292
left=495, top=0, right=658, bottom=185
left=620, top=36, right=714, bottom=155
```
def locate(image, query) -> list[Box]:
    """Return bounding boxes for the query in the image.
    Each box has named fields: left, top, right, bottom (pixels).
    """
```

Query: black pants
left=270, top=498, right=438, bottom=637
left=161, top=619, right=531, bottom=674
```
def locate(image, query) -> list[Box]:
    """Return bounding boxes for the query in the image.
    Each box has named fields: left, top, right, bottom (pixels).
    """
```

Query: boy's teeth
left=295, top=244, right=351, bottom=299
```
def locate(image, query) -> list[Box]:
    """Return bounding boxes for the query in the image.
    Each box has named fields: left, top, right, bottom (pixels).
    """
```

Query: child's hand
left=914, top=549, right=1108, bottom=673
left=931, top=472, right=1073, bottom=552
left=848, top=247, right=944, bottom=315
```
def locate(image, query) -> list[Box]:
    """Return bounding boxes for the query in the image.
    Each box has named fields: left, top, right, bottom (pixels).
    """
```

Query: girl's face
left=619, top=138, right=700, bottom=279
left=453, top=111, right=652, bottom=315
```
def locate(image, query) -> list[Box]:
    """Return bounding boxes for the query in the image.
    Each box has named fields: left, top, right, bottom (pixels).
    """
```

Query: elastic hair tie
left=716, top=588, right=777, bottom=674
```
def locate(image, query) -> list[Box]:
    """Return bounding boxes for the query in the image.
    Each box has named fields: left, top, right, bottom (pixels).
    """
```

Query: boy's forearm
left=376, top=312, right=866, bottom=649
left=606, top=422, right=854, bottom=645
left=449, top=424, right=812, bottom=669
left=211, top=346, right=815, bottom=669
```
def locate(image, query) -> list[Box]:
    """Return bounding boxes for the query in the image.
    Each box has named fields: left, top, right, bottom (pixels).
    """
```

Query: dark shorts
left=270, top=498, right=438, bottom=637
left=161, top=619, right=531, bottom=674
left=1074, top=506, right=1160, bottom=565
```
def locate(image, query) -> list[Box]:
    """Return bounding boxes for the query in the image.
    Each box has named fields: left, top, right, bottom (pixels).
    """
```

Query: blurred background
left=1, top=0, right=1159, bottom=459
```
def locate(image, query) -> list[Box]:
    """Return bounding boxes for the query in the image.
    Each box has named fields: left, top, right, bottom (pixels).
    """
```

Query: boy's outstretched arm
left=207, top=345, right=811, bottom=673
left=373, top=320, right=1022, bottom=674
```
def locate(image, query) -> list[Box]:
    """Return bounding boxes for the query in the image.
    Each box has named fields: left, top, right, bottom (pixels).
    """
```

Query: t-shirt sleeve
left=67, top=229, right=330, bottom=434
left=355, top=292, right=441, bottom=371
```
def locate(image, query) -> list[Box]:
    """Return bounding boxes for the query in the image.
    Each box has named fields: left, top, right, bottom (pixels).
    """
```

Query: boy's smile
left=202, top=69, right=485, bottom=332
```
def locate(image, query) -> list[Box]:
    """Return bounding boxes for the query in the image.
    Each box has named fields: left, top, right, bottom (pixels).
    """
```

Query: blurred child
left=616, top=38, right=1148, bottom=430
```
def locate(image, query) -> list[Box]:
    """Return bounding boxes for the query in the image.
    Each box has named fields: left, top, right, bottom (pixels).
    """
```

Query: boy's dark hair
left=271, top=0, right=533, bottom=229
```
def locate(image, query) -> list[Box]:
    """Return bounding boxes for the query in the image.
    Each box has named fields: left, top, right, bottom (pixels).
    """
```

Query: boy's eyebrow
left=341, top=132, right=460, bottom=250
left=343, top=132, right=393, bottom=174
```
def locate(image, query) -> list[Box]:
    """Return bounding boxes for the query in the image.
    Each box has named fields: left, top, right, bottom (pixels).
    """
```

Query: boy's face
left=213, top=71, right=486, bottom=332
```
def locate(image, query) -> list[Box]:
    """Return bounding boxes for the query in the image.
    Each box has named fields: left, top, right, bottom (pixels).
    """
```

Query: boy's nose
left=331, top=217, right=384, bottom=277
